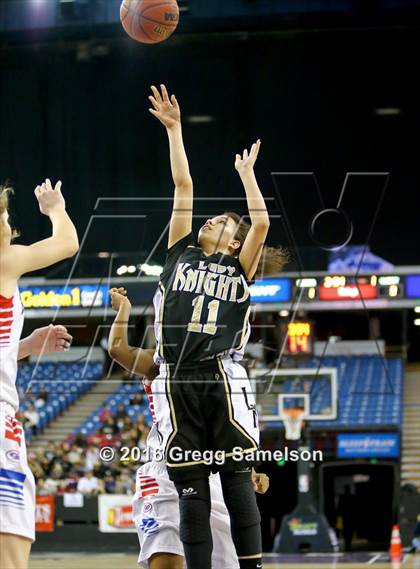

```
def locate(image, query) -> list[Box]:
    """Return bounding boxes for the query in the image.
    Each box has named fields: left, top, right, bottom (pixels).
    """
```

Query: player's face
left=198, top=215, right=240, bottom=253
left=0, top=211, right=12, bottom=245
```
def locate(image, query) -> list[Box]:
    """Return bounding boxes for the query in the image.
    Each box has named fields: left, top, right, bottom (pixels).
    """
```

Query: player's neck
left=200, top=244, right=233, bottom=257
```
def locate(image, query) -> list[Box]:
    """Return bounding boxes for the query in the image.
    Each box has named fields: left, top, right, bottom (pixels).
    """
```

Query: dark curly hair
left=224, top=211, right=289, bottom=278
left=0, top=184, right=20, bottom=240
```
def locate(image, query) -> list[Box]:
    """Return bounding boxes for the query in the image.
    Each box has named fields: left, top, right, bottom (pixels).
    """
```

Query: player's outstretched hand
left=235, top=139, right=261, bottom=175
left=35, top=179, right=66, bottom=216
left=252, top=470, right=270, bottom=494
left=148, top=84, right=181, bottom=130
left=28, top=324, right=73, bottom=355
left=109, top=287, right=131, bottom=311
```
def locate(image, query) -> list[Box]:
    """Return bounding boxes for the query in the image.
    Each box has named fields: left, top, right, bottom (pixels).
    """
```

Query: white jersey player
left=108, top=288, right=269, bottom=569
left=0, top=181, right=78, bottom=569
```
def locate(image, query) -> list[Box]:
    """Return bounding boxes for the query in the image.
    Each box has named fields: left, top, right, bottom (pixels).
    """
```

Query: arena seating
left=77, top=381, right=151, bottom=436
left=76, top=356, right=403, bottom=436
left=17, top=361, right=104, bottom=434
left=300, top=355, right=403, bottom=427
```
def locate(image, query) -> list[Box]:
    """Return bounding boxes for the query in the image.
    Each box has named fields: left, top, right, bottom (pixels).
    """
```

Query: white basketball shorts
left=132, top=460, right=239, bottom=568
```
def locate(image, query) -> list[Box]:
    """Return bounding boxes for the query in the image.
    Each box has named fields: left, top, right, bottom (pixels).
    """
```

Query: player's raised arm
left=108, top=288, right=158, bottom=380
left=149, top=84, right=193, bottom=249
left=235, top=139, right=270, bottom=281
left=5, top=179, right=79, bottom=277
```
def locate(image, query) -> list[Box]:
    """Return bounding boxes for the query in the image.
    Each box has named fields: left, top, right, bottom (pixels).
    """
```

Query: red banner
left=35, top=495, right=55, bottom=532
left=319, top=284, right=377, bottom=301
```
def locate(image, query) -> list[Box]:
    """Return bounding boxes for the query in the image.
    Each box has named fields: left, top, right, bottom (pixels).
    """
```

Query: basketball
left=120, top=0, right=179, bottom=44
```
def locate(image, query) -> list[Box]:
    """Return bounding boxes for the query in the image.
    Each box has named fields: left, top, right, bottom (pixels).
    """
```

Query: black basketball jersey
left=153, top=232, right=251, bottom=365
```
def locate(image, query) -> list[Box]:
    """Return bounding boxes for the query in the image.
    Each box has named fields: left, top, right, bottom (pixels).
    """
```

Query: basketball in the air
left=120, top=0, right=180, bottom=44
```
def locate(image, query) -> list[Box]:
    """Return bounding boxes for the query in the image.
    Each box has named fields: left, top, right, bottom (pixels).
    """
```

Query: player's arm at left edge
left=108, top=288, right=159, bottom=380
left=18, top=325, right=73, bottom=360
left=235, top=140, right=270, bottom=281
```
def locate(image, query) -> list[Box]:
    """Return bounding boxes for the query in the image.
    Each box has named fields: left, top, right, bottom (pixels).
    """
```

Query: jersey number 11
left=187, top=295, right=219, bottom=335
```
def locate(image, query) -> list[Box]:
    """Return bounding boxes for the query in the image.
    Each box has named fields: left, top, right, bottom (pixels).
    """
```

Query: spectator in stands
left=36, top=478, right=49, bottom=496
left=61, top=471, right=79, bottom=493
left=44, top=465, right=63, bottom=495
left=99, top=404, right=113, bottom=423
left=85, top=444, right=100, bottom=471
left=121, top=416, right=134, bottom=433
left=100, top=417, right=118, bottom=435
left=74, top=432, right=87, bottom=448
left=115, top=404, right=127, bottom=430
left=35, top=386, right=48, bottom=408
left=114, top=470, right=135, bottom=495
left=22, top=403, right=40, bottom=435
left=67, top=443, right=83, bottom=466
left=129, top=392, right=144, bottom=406
left=104, top=473, right=116, bottom=494
left=77, top=470, right=104, bottom=495
left=135, top=414, right=146, bottom=432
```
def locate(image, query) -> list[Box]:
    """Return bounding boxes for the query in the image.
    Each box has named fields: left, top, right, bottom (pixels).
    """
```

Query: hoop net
left=282, top=408, right=305, bottom=441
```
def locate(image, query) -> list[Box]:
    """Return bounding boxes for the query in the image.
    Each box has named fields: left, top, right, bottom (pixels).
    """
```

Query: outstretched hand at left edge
left=27, top=324, right=73, bottom=356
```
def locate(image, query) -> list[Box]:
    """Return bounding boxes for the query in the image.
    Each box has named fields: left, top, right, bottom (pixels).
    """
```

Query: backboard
left=250, top=367, right=338, bottom=423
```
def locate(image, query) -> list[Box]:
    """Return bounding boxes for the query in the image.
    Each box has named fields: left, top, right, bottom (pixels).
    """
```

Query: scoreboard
left=296, top=274, right=411, bottom=303
left=287, top=321, right=313, bottom=354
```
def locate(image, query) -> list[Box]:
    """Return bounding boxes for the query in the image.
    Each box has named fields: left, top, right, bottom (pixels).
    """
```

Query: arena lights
left=296, top=278, right=317, bottom=288
left=140, top=264, right=163, bottom=276
left=378, top=275, right=400, bottom=286
left=415, top=307, right=420, bottom=313
left=127, top=265, right=136, bottom=274
left=414, top=319, right=420, bottom=327
left=388, top=285, right=399, bottom=298
left=374, top=107, right=401, bottom=116
left=116, top=265, right=128, bottom=276
left=279, top=310, right=289, bottom=317
left=185, top=115, right=214, bottom=124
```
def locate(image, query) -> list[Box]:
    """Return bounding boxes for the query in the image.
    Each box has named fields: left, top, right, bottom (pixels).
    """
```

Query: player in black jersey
left=148, top=84, right=287, bottom=569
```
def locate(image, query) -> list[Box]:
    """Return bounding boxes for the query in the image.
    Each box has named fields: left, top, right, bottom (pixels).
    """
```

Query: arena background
left=1, top=1, right=419, bottom=568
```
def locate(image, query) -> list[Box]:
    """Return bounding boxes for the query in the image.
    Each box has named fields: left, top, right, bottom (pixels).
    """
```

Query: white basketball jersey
left=0, top=288, right=24, bottom=412
left=143, top=378, right=163, bottom=457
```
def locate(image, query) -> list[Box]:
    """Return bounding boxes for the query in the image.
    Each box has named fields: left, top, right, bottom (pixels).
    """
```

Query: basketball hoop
left=282, top=408, right=305, bottom=441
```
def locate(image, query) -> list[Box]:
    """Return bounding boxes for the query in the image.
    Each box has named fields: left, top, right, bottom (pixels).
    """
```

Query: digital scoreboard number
left=287, top=321, right=313, bottom=355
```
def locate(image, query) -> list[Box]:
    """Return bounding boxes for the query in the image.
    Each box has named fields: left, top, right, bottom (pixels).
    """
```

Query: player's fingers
left=56, top=331, right=73, bottom=343
left=150, top=85, right=162, bottom=103
left=148, top=96, right=160, bottom=110
left=52, top=324, right=67, bottom=332
left=45, top=178, right=53, bottom=191
left=243, top=149, right=248, bottom=159
left=54, top=180, right=63, bottom=193
left=171, top=94, right=179, bottom=109
left=34, top=186, right=41, bottom=197
left=148, top=109, right=160, bottom=118
left=160, top=84, right=170, bottom=103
